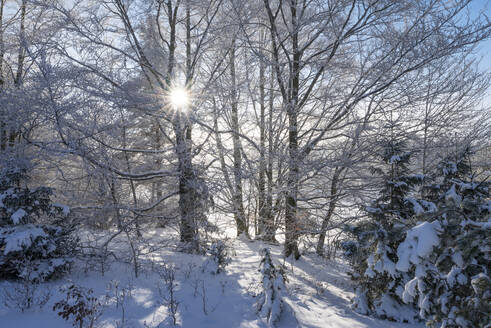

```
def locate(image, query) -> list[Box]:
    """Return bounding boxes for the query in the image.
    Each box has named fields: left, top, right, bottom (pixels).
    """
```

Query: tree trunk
left=316, top=166, right=343, bottom=256
left=230, top=39, right=248, bottom=237
left=1, top=0, right=25, bottom=150
left=284, top=0, right=300, bottom=259
left=153, top=123, right=162, bottom=203
left=176, top=3, right=200, bottom=250
left=175, top=117, right=198, bottom=249
left=284, top=108, right=300, bottom=259
left=257, top=51, right=267, bottom=239
left=257, top=40, right=276, bottom=242
left=0, top=0, right=4, bottom=88
left=121, top=119, right=141, bottom=236
left=0, top=0, right=5, bottom=150
left=14, top=0, right=26, bottom=86
left=264, top=52, right=276, bottom=242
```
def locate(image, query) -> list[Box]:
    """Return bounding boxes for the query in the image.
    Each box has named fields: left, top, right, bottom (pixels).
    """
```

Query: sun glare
left=168, top=86, right=191, bottom=111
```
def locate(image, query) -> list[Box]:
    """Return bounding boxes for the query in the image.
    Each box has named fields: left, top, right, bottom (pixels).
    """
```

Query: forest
left=0, top=0, right=490, bottom=327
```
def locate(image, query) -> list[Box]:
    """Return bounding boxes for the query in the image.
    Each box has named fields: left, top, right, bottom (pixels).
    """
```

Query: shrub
left=203, top=240, right=231, bottom=274
left=53, top=284, right=104, bottom=328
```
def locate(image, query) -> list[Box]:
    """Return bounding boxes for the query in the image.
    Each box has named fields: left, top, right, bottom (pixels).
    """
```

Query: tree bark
left=176, top=2, right=200, bottom=250
left=257, top=50, right=267, bottom=238
left=0, top=0, right=5, bottom=151
left=264, top=51, right=276, bottom=242
left=230, top=39, right=248, bottom=237
left=284, top=0, right=301, bottom=259
left=316, top=166, right=343, bottom=256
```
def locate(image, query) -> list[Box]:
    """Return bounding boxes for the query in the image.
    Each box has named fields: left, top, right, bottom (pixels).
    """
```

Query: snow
left=406, top=198, right=424, bottom=215
left=10, top=208, right=27, bottom=224
left=53, top=203, right=70, bottom=216
left=365, top=206, right=382, bottom=214
left=446, top=266, right=461, bottom=287
left=481, top=200, right=491, bottom=212
left=402, top=277, right=418, bottom=303
left=0, top=229, right=424, bottom=328
left=389, top=155, right=401, bottom=164
left=451, top=251, right=463, bottom=267
left=390, top=181, right=408, bottom=188
left=418, top=200, right=437, bottom=213
left=396, top=221, right=441, bottom=273
left=367, top=243, right=397, bottom=277
left=442, top=162, right=457, bottom=175
left=0, top=225, right=48, bottom=254
left=461, top=217, right=491, bottom=229
left=456, top=273, right=467, bottom=285
left=0, top=188, right=15, bottom=209
left=257, top=248, right=285, bottom=325
left=352, top=287, right=370, bottom=315
left=374, top=294, right=418, bottom=323
left=444, top=185, right=461, bottom=206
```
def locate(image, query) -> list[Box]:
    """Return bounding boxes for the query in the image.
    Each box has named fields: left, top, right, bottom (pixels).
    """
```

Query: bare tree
left=260, top=0, right=490, bottom=258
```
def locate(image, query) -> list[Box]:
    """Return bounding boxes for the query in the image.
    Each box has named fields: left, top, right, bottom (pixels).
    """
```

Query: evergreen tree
left=347, top=145, right=490, bottom=326
left=347, top=140, right=425, bottom=321
left=0, top=158, right=77, bottom=282
left=397, top=147, right=490, bottom=327
left=257, top=248, right=286, bottom=325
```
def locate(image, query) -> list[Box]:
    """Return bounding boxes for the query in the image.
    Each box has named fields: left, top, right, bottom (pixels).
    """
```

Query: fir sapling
left=257, top=248, right=287, bottom=326
left=0, top=160, right=77, bottom=282
left=346, top=140, right=422, bottom=322
left=203, top=240, right=231, bottom=274
left=398, top=149, right=490, bottom=327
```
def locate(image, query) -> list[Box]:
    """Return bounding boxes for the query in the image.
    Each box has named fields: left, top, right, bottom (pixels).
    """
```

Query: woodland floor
left=0, top=229, right=424, bottom=327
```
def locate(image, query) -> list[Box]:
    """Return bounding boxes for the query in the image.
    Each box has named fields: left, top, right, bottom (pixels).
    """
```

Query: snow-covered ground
left=0, top=229, right=424, bottom=327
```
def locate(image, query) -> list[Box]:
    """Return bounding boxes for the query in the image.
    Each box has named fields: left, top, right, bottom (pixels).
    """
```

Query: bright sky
left=470, top=1, right=491, bottom=105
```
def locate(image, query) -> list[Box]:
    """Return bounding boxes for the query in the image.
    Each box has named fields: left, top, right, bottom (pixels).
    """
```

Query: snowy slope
left=0, top=230, right=424, bottom=328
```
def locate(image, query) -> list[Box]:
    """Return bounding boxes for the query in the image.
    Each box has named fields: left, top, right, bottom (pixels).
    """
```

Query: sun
left=167, top=86, right=191, bottom=111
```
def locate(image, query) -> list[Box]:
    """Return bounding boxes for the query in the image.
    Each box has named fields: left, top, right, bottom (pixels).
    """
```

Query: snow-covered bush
left=156, top=264, right=180, bottom=326
left=105, top=280, right=134, bottom=328
left=2, top=273, right=51, bottom=312
left=203, top=240, right=231, bottom=274
left=53, top=284, right=105, bottom=328
left=0, top=160, right=77, bottom=282
left=257, top=248, right=286, bottom=326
